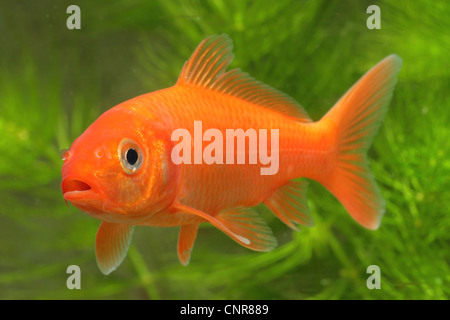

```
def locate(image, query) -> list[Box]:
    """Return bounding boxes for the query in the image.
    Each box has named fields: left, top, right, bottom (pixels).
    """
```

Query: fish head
left=61, top=107, right=180, bottom=222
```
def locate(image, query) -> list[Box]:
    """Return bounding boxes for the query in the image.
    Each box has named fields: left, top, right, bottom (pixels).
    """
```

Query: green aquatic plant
left=0, top=0, right=448, bottom=299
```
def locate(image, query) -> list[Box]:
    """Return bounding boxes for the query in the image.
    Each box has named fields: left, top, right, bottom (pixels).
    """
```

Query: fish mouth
left=62, top=178, right=102, bottom=202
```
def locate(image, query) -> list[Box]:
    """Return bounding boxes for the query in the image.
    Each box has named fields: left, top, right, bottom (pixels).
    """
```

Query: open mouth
left=62, top=179, right=100, bottom=201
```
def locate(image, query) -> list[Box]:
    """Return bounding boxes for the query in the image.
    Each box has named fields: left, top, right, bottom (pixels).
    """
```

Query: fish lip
left=61, top=177, right=103, bottom=202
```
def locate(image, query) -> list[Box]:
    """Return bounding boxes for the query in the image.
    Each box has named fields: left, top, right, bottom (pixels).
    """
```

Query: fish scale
left=137, top=86, right=329, bottom=215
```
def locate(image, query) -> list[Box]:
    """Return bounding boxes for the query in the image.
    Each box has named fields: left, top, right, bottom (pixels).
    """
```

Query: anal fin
left=264, top=179, right=314, bottom=230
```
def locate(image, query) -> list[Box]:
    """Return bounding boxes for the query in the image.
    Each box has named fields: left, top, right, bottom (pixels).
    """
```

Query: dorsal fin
left=177, top=34, right=312, bottom=123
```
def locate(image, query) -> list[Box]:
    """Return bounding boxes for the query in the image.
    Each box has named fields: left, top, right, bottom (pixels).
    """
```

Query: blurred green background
left=0, top=0, right=449, bottom=299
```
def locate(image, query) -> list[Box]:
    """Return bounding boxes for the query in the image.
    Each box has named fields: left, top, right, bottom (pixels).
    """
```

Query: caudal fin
left=321, top=55, right=402, bottom=229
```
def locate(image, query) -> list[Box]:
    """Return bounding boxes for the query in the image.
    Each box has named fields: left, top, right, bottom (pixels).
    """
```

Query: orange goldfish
left=61, top=34, right=402, bottom=275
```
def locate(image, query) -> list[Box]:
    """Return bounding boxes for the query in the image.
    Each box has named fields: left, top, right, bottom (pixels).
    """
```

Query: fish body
left=61, top=35, right=402, bottom=274
left=126, top=85, right=330, bottom=218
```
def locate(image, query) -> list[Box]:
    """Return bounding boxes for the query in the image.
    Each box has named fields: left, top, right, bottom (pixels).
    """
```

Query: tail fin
left=321, top=55, right=402, bottom=229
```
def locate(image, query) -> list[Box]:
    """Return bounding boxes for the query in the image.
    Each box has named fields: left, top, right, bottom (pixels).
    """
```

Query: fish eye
left=126, top=148, right=138, bottom=165
left=119, top=139, right=143, bottom=174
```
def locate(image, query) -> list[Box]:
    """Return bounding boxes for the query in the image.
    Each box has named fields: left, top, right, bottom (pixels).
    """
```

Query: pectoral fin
left=173, top=203, right=277, bottom=252
left=95, top=222, right=134, bottom=275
